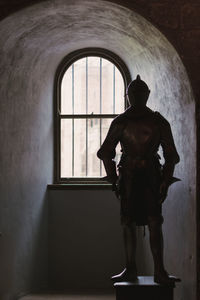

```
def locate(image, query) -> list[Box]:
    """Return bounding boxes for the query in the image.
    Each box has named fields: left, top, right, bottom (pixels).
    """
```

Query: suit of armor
left=97, top=106, right=180, bottom=226
left=97, top=75, right=180, bottom=284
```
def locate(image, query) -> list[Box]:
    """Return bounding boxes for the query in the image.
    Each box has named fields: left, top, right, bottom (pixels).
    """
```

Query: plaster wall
left=0, top=22, right=54, bottom=300
left=0, top=0, right=196, bottom=299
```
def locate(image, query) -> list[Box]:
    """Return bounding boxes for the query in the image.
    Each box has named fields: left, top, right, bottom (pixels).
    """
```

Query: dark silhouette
left=97, top=75, right=180, bottom=284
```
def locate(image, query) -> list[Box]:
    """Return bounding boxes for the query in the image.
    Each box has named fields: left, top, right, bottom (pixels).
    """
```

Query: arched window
left=54, top=49, right=131, bottom=183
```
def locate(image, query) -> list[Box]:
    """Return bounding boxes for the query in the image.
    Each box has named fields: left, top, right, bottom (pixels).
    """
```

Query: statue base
left=114, top=276, right=176, bottom=300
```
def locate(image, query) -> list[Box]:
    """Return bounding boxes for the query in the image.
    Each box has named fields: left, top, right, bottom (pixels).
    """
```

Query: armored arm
left=160, top=117, right=180, bottom=185
left=97, top=118, right=121, bottom=183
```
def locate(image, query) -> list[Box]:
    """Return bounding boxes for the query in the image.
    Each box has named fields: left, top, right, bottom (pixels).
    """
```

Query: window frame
left=54, top=48, right=131, bottom=184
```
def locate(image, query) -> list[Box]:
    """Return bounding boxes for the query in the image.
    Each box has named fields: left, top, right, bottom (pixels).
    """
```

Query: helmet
left=127, top=75, right=149, bottom=93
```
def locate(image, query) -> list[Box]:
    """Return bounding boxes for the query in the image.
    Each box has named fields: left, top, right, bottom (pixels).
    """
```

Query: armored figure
left=97, top=75, right=180, bottom=284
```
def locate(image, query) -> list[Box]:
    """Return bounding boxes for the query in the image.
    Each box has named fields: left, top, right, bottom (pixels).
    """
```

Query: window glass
left=74, top=58, right=87, bottom=114
left=61, top=119, right=72, bottom=177
left=61, top=66, right=72, bottom=114
left=60, top=56, right=125, bottom=178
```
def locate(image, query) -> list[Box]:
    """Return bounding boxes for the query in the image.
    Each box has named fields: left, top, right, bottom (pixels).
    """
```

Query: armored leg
left=148, top=216, right=165, bottom=273
left=148, top=216, right=180, bottom=284
left=123, top=221, right=137, bottom=272
left=111, top=170, right=138, bottom=282
left=111, top=221, right=137, bottom=282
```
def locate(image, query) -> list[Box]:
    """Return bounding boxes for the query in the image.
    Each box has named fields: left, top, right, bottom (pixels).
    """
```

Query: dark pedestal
left=114, top=276, right=175, bottom=300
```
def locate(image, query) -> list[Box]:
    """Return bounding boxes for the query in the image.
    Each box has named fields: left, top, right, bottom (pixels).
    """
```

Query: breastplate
left=120, top=117, right=159, bottom=158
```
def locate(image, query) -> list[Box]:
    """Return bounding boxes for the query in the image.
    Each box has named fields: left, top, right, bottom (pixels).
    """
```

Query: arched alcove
left=0, top=1, right=196, bottom=299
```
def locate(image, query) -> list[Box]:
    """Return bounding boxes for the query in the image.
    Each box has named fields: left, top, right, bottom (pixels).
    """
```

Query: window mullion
left=100, top=57, right=102, bottom=177
left=72, top=63, right=75, bottom=176
left=59, top=114, right=118, bottom=119
left=113, top=65, right=115, bottom=114
left=86, top=57, right=88, bottom=177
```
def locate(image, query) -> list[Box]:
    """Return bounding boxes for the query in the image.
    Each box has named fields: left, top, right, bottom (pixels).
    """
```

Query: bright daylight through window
left=60, top=56, right=125, bottom=179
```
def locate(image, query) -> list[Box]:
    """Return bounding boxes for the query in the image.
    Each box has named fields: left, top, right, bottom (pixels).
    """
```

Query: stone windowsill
left=47, top=183, right=112, bottom=190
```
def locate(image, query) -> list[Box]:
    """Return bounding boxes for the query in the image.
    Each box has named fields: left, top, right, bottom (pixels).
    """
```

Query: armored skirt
left=117, top=156, right=162, bottom=226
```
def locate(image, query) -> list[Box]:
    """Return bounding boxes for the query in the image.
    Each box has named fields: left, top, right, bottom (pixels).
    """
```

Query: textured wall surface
left=48, top=189, right=156, bottom=289
left=0, top=0, right=196, bottom=299
left=48, top=190, right=125, bottom=290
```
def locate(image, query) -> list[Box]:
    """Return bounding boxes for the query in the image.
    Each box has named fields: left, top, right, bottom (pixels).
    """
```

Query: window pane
left=61, top=66, right=72, bottom=114
left=115, top=67, right=125, bottom=114
left=102, top=59, right=113, bottom=114
left=74, top=58, right=87, bottom=114
left=74, top=119, right=86, bottom=177
left=87, top=118, right=100, bottom=177
left=88, top=57, right=100, bottom=114
left=61, top=119, right=72, bottom=177
left=61, top=57, right=124, bottom=116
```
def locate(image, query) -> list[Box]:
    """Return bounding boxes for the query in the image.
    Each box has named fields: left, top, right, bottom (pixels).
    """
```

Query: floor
left=19, top=277, right=157, bottom=300
left=20, top=292, right=115, bottom=300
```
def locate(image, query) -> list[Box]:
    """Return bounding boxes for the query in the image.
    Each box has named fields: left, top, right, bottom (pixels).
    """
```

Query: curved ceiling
left=0, top=0, right=194, bottom=111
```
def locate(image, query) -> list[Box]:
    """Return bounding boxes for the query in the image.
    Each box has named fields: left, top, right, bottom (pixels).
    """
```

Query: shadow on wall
left=0, top=0, right=196, bottom=299
left=0, top=188, right=49, bottom=300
